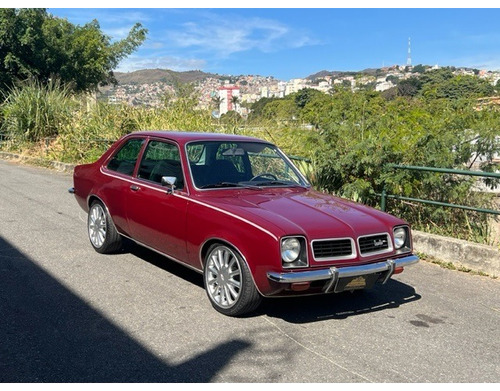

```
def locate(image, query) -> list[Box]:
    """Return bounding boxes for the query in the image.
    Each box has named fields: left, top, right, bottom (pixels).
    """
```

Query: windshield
left=186, top=141, right=310, bottom=189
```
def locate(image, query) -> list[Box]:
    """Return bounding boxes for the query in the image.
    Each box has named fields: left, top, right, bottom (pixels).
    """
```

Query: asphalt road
left=0, top=159, right=499, bottom=383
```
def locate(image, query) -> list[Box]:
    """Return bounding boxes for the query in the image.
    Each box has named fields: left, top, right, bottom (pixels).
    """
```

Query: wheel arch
left=88, top=194, right=104, bottom=209
left=199, top=237, right=264, bottom=296
left=200, top=237, right=244, bottom=267
left=87, top=194, right=120, bottom=233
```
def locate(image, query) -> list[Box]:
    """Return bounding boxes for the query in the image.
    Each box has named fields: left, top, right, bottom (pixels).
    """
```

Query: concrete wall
left=0, top=152, right=75, bottom=173
left=413, top=230, right=499, bottom=277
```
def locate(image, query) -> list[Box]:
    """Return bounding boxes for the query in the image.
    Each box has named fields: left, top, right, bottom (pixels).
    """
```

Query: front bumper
left=267, top=254, right=419, bottom=293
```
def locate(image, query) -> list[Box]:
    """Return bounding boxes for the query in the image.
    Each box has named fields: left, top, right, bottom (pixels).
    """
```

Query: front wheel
left=204, top=244, right=262, bottom=316
left=88, top=200, right=122, bottom=254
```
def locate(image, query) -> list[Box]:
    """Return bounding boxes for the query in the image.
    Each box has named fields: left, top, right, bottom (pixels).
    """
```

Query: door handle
left=130, top=185, right=141, bottom=191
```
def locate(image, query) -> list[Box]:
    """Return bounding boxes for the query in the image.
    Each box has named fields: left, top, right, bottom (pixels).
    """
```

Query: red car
left=70, top=131, right=418, bottom=316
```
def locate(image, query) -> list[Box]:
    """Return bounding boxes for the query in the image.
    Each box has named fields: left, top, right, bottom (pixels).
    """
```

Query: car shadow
left=259, top=279, right=421, bottom=323
left=121, top=240, right=421, bottom=324
left=0, top=235, right=250, bottom=382
left=121, top=238, right=205, bottom=289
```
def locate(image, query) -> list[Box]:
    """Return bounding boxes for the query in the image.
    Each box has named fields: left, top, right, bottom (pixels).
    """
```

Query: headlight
left=281, top=238, right=301, bottom=263
left=393, top=227, right=407, bottom=249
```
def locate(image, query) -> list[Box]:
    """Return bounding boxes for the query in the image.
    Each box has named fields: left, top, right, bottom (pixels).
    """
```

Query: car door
left=101, top=137, right=146, bottom=236
left=126, top=139, right=189, bottom=262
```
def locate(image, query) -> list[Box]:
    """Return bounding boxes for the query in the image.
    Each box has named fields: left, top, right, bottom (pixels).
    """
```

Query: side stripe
left=99, top=167, right=279, bottom=241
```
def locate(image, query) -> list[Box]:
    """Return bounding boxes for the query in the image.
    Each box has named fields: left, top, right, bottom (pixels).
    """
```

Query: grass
left=0, top=82, right=497, bottom=247
left=416, top=251, right=496, bottom=278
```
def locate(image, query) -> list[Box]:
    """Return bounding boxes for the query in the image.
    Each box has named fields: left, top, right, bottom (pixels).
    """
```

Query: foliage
left=397, top=77, right=422, bottom=97
left=1, top=69, right=499, bottom=244
left=1, top=79, right=77, bottom=143
left=386, top=75, right=399, bottom=85
left=294, top=88, right=323, bottom=109
left=0, top=8, right=147, bottom=93
left=220, top=110, right=242, bottom=124
left=246, top=80, right=500, bottom=243
left=411, top=64, right=427, bottom=73
left=248, top=97, right=277, bottom=121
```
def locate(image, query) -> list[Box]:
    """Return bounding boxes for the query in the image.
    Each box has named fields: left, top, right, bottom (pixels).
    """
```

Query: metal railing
left=379, top=164, right=500, bottom=216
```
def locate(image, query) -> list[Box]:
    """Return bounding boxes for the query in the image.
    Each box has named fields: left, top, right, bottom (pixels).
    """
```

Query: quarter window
left=107, top=138, right=144, bottom=176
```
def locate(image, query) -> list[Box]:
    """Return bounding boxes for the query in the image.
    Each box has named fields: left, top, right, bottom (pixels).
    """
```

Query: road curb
left=0, top=151, right=75, bottom=173
left=413, top=230, right=499, bottom=277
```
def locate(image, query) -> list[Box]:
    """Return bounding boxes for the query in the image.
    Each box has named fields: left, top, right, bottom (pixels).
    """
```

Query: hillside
left=113, top=69, right=220, bottom=85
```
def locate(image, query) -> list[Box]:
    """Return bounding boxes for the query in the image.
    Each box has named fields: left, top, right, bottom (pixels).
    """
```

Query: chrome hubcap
left=89, top=204, right=107, bottom=248
left=206, top=246, right=242, bottom=308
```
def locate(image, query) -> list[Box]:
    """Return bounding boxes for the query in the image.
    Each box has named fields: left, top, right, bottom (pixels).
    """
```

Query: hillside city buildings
left=101, top=65, right=500, bottom=116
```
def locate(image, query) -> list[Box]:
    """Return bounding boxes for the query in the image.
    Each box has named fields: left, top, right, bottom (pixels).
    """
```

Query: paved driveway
left=0, top=159, right=498, bottom=382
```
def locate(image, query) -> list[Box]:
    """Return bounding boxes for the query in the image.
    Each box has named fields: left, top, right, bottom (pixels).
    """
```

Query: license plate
left=345, top=276, right=367, bottom=289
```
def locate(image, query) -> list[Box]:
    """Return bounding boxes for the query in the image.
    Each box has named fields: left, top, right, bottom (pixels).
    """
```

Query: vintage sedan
left=70, top=131, right=418, bottom=316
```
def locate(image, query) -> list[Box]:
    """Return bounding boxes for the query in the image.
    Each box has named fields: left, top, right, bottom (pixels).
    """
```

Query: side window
left=137, top=141, right=184, bottom=189
left=107, top=138, right=144, bottom=176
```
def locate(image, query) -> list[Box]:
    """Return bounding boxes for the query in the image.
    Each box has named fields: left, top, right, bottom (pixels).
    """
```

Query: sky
left=38, top=6, right=500, bottom=80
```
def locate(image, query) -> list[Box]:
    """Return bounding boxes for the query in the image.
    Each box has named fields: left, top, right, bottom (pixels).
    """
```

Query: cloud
left=453, top=56, right=500, bottom=71
left=163, top=14, right=318, bottom=58
left=116, top=56, right=206, bottom=73
left=103, top=26, right=137, bottom=40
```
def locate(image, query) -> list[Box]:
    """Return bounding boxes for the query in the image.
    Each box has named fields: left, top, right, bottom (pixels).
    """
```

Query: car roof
left=127, top=130, right=270, bottom=145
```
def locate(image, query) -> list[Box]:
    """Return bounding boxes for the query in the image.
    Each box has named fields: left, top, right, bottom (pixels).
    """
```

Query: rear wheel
left=88, top=200, right=122, bottom=254
left=204, top=244, right=261, bottom=316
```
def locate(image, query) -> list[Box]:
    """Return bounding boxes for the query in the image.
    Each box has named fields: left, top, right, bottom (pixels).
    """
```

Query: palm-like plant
left=211, top=95, right=224, bottom=111
left=230, top=95, right=240, bottom=112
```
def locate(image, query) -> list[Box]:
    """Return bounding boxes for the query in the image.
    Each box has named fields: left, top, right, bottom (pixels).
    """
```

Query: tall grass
left=1, top=82, right=495, bottom=245
left=1, top=79, right=77, bottom=147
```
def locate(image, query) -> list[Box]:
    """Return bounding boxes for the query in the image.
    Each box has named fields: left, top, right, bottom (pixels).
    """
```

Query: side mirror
left=161, top=176, right=177, bottom=193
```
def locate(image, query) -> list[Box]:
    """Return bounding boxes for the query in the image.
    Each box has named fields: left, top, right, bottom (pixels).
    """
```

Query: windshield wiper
left=200, top=182, right=262, bottom=190
left=252, top=180, right=306, bottom=188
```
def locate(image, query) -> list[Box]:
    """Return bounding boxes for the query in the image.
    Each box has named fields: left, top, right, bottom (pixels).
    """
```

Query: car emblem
left=374, top=239, right=385, bottom=247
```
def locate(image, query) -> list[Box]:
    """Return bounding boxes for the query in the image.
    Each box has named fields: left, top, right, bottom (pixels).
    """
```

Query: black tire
left=87, top=200, right=122, bottom=254
left=204, top=244, right=262, bottom=316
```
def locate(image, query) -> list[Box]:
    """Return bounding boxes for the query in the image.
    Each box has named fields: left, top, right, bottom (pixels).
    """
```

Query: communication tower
left=407, top=37, right=412, bottom=66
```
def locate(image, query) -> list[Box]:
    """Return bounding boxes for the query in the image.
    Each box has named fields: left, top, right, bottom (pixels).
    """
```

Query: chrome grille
left=358, top=233, right=390, bottom=255
left=312, top=239, right=353, bottom=260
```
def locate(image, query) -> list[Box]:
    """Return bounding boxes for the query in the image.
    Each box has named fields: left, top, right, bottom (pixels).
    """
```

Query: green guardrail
left=379, top=164, right=500, bottom=216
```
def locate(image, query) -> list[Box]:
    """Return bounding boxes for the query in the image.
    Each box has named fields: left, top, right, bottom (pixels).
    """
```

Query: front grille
left=312, top=239, right=353, bottom=260
left=359, top=233, right=390, bottom=255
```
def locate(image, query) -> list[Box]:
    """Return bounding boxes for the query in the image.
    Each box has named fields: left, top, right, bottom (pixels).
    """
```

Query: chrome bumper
left=267, top=254, right=419, bottom=293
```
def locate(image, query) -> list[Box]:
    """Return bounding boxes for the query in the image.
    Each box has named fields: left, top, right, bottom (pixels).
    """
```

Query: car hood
left=196, top=188, right=405, bottom=240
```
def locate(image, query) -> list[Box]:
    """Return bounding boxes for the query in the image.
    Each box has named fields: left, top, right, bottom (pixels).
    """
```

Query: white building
left=285, top=79, right=308, bottom=95
left=218, top=85, right=241, bottom=115
left=375, top=81, right=395, bottom=92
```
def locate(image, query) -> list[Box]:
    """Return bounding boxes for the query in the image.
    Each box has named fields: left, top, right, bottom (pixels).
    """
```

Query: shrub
left=1, top=79, right=76, bottom=143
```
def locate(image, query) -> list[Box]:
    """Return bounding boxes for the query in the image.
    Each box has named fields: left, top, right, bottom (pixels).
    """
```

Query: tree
left=211, top=95, right=224, bottom=111
left=386, top=75, right=399, bottom=85
left=0, top=8, right=147, bottom=93
left=294, top=88, right=322, bottom=109
left=397, top=77, right=422, bottom=97
left=230, top=95, right=240, bottom=112
left=434, top=76, right=495, bottom=99
left=411, top=64, right=426, bottom=74
left=248, top=97, right=277, bottom=121
left=220, top=110, right=242, bottom=124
